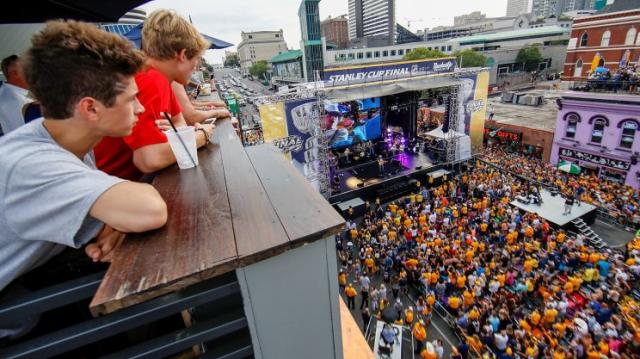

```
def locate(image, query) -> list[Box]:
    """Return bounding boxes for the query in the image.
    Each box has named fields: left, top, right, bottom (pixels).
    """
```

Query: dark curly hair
left=22, top=20, right=145, bottom=119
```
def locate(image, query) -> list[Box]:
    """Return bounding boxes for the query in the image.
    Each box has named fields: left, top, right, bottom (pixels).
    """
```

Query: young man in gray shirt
left=0, top=20, right=168, bottom=340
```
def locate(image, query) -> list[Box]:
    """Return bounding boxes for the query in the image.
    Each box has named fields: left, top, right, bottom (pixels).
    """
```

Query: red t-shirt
left=95, top=67, right=181, bottom=181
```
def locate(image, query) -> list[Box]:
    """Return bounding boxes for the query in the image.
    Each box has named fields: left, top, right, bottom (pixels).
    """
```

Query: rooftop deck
left=90, top=118, right=345, bottom=315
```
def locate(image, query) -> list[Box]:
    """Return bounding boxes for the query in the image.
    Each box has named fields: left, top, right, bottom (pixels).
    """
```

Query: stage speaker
left=415, top=166, right=422, bottom=170
left=357, top=182, right=365, bottom=188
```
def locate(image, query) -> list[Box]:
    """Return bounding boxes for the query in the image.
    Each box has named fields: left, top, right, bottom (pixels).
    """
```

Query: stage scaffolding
left=254, top=68, right=484, bottom=198
left=254, top=86, right=333, bottom=198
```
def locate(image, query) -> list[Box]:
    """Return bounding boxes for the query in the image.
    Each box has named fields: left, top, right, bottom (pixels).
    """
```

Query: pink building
left=551, top=91, right=640, bottom=188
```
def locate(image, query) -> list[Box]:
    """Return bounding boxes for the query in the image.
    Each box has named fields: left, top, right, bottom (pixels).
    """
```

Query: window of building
left=565, top=114, right=579, bottom=139
left=574, top=59, right=583, bottom=77
left=398, top=49, right=404, bottom=55
left=374, top=51, right=380, bottom=58
left=348, top=53, right=355, bottom=60
left=441, top=46, right=446, bottom=51
left=390, top=50, right=396, bottom=56
left=366, top=52, right=372, bottom=58
left=620, top=120, right=638, bottom=149
left=591, top=117, right=606, bottom=143
left=625, top=27, right=637, bottom=45
left=601, top=30, right=611, bottom=46
left=357, top=52, right=364, bottom=59
left=275, top=34, right=279, bottom=38
left=406, top=49, right=411, bottom=54
left=382, top=50, right=388, bottom=57
left=248, top=35, right=253, bottom=39
left=580, top=32, right=588, bottom=47
left=447, top=45, right=452, bottom=51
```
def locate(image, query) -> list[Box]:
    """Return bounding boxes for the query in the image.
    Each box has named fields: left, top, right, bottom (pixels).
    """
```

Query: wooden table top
left=90, top=118, right=344, bottom=315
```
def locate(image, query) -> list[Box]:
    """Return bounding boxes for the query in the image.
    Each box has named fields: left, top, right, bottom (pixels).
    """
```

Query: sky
left=141, top=0, right=509, bottom=64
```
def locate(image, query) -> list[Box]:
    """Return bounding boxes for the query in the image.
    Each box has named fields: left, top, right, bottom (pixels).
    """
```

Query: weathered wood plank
left=90, top=122, right=237, bottom=315
left=245, top=144, right=344, bottom=244
left=215, top=120, right=290, bottom=259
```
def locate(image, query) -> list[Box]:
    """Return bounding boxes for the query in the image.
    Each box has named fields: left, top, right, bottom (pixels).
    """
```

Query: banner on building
left=454, top=70, right=489, bottom=153
left=284, top=98, right=322, bottom=163
left=258, top=102, right=287, bottom=142
left=559, top=147, right=630, bottom=171
left=323, top=58, right=457, bottom=86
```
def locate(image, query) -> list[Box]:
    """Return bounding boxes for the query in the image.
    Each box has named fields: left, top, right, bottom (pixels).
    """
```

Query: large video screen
left=325, top=98, right=381, bottom=149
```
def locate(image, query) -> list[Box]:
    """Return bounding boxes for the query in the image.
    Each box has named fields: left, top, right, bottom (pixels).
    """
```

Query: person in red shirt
left=95, top=9, right=214, bottom=181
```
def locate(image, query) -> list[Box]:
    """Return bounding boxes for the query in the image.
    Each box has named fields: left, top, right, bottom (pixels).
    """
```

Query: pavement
left=591, top=219, right=635, bottom=249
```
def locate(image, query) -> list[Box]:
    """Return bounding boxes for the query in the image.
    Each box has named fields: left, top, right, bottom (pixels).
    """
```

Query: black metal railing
left=570, top=79, right=639, bottom=94
left=0, top=272, right=252, bottom=359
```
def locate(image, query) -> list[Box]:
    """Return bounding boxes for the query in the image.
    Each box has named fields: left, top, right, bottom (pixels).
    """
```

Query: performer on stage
left=344, top=147, right=351, bottom=165
left=378, top=155, right=386, bottom=176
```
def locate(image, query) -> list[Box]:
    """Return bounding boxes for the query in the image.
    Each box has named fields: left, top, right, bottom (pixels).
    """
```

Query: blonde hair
left=142, top=9, right=209, bottom=60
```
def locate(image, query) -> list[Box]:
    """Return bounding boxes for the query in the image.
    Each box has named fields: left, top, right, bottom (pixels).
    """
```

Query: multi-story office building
left=299, top=0, right=324, bottom=81
left=506, top=0, right=530, bottom=17
left=563, top=0, right=640, bottom=79
left=237, top=30, right=288, bottom=75
left=321, top=14, right=349, bottom=49
left=531, top=0, right=597, bottom=18
left=347, top=0, right=396, bottom=45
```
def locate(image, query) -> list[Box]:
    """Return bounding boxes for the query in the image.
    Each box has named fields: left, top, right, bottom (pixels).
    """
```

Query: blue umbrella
left=123, top=23, right=232, bottom=49
left=594, top=66, right=608, bottom=74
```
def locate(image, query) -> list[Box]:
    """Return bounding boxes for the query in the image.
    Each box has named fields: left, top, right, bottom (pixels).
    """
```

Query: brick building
left=321, top=15, right=349, bottom=49
left=563, top=0, right=640, bottom=80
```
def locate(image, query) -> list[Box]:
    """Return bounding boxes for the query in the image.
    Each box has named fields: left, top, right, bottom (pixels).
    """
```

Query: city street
left=213, top=67, right=272, bottom=131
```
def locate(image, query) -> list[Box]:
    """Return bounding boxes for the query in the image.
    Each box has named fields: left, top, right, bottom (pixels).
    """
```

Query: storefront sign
left=323, top=58, right=457, bottom=86
left=559, top=147, right=631, bottom=171
left=483, top=127, right=521, bottom=142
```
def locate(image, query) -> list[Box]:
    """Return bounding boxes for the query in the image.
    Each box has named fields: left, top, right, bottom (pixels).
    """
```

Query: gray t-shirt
left=0, top=118, right=124, bottom=291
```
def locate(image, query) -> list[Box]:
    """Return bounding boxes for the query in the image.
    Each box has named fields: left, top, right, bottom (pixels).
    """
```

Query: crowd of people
left=481, top=148, right=640, bottom=228
left=585, top=65, right=639, bottom=94
left=337, top=160, right=640, bottom=358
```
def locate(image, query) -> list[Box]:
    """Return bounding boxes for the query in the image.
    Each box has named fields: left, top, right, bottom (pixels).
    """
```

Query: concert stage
left=329, top=150, right=438, bottom=204
left=510, top=189, right=597, bottom=229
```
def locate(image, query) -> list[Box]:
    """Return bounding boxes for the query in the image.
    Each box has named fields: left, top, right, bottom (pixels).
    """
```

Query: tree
left=453, top=49, right=487, bottom=68
left=403, top=47, right=448, bottom=61
left=516, top=45, right=544, bottom=72
left=224, top=53, right=240, bottom=68
left=249, top=60, right=268, bottom=79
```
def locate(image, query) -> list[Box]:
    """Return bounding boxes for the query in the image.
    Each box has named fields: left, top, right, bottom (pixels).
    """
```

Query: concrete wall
left=237, top=237, right=342, bottom=359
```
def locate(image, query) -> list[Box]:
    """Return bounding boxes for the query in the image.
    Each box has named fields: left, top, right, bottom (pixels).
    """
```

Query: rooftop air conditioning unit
left=501, top=92, right=514, bottom=103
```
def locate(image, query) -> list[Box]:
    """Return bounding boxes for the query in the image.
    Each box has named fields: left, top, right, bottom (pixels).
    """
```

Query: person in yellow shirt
left=413, top=320, right=427, bottom=353
left=463, top=290, right=474, bottom=307
left=345, top=283, right=357, bottom=309
left=448, top=295, right=461, bottom=315
left=457, top=274, right=466, bottom=289
left=420, top=347, right=437, bottom=359
left=552, top=347, right=566, bottom=359
left=405, top=306, right=414, bottom=325
left=530, top=310, right=541, bottom=327
left=338, top=270, right=347, bottom=292
left=543, top=306, right=558, bottom=327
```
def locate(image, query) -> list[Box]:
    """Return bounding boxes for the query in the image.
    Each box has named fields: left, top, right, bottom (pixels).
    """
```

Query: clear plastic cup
left=165, top=126, right=198, bottom=169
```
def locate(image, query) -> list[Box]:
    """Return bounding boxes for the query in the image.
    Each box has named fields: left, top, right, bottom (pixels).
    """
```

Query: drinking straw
left=163, top=112, right=197, bottom=168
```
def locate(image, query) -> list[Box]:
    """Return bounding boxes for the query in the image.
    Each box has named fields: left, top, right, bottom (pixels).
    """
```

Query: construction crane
left=404, top=17, right=424, bottom=31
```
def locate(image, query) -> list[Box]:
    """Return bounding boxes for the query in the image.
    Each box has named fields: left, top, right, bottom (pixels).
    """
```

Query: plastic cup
left=165, top=126, right=198, bottom=169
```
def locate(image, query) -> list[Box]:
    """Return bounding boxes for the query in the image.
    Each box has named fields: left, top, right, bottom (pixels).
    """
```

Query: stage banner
left=468, top=70, right=489, bottom=152
left=323, top=58, right=457, bottom=87
left=284, top=98, right=322, bottom=163
left=258, top=102, right=287, bottom=142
